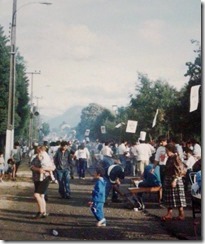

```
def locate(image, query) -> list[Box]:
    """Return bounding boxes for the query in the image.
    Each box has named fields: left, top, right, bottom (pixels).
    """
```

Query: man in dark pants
left=53, top=141, right=73, bottom=199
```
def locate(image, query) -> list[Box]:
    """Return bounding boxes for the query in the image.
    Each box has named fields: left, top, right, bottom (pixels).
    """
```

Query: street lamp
left=4, top=0, right=52, bottom=162
left=33, top=96, right=43, bottom=143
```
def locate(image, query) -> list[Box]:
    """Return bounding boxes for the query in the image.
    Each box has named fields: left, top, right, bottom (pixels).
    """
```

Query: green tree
left=14, top=54, right=30, bottom=141
left=76, top=103, right=105, bottom=140
left=0, top=25, right=30, bottom=147
left=93, top=108, right=115, bottom=141
left=169, top=40, right=201, bottom=140
left=0, top=25, right=11, bottom=148
left=129, top=73, right=179, bottom=140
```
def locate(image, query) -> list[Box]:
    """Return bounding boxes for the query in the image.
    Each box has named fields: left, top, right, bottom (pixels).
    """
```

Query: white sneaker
left=96, top=218, right=106, bottom=227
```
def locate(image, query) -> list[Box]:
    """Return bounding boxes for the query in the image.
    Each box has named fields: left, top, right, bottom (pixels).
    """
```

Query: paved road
left=0, top=159, right=202, bottom=241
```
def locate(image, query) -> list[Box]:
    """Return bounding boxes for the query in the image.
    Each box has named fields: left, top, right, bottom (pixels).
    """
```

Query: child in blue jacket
left=88, top=168, right=106, bottom=227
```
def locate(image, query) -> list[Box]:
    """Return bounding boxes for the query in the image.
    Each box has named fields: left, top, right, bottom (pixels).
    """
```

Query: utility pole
left=5, top=1, right=52, bottom=159
left=5, top=0, right=17, bottom=163
left=27, top=71, right=41, bottom=148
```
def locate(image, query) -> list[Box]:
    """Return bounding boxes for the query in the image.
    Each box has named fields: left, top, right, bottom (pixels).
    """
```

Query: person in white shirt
left=74, top=143, right=90, bottom=179
left=118, top=140, right=128, bottom=169
left=135, top=140, right=153, bottom=177
left=190, top=138, right=201, bottom=160
left=183, top=147, right=197, bottom=191
left=100, top=141, right=114, bottom=167
left=184, top=148, right=196, bottom=170
left=153, top=135, right=168, bottom=186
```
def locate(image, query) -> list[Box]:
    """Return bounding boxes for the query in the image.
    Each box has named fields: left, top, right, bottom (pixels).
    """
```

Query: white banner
left=152, top=109, right=159, bottom=127
left=190, top=85, right=201, bottom=112
left=126, top=120, right=138, bottom=133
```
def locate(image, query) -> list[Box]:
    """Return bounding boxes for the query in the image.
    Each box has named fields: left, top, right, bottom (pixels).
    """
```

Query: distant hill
left=47, top=106, right=83, bottom=129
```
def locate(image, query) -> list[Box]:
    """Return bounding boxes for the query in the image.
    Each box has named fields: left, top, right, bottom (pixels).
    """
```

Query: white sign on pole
left=84, top=129, right=90, bottom=136
left=140, top=131, right=146, bottom=141
left=189, top=85, right=201, bottom=112
left=101, top=126, right=106, bottom=134
left=126, top=120, right=138, bottom=133
left=152, top=109, right=159, bottom=128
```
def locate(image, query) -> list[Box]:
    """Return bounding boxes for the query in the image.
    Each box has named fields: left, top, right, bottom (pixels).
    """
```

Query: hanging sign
left=126, top=120, right=138, bottom=133
left=84, top=129, right=90, bottom=136
left=101, top=126, right=106, bottom=134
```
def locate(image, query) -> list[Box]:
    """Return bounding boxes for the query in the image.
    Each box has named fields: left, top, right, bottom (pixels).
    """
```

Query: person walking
left=53, top=141, right=73, bottom=199
left=100, top=141, right=114, bottom=167
left=30, top=146, right=56, bottom=219
left=134, top=139, right=153, bottom=177
left=88, top=167, right=106, bottom=227
left=74, top=143, right=90, bottom=179
left=118, top=140, right=128, bottom=169
left=161, top=143, right=187, bottom=221
left=10, top=141, right=22, bottom=178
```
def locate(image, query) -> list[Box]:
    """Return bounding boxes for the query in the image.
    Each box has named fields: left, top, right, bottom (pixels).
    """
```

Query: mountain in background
left=46, top=106, right=83, bottom=129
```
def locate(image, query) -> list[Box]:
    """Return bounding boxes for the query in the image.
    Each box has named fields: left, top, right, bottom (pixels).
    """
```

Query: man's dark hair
left=158, top=135, right=167, bottom=143
left=96, top=167, right=105, bottom=176
left=60, top=141, right=68, bottom=147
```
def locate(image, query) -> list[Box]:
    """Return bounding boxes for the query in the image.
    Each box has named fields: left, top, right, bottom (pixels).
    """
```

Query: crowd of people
left=0, top=134, right=201, bottom=226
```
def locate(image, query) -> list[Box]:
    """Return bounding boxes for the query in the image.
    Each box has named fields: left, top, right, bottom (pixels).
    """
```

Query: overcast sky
left=0, top=0, right=201, bottom=121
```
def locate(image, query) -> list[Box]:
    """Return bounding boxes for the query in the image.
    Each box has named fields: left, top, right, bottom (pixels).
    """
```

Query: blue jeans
left=91, top=202, right=104, bottom=221
left=119, top=155, right=127, bottom=169
left=56, top=169, right=71, bottom=197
